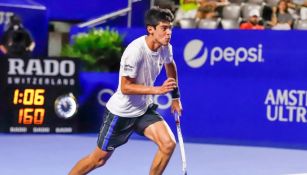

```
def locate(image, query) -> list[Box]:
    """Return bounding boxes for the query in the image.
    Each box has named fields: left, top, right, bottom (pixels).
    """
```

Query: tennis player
left=69, top=7, right=182, bottom=175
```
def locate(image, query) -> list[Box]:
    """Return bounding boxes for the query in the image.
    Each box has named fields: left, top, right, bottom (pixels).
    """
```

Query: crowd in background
left=156, top=0, right=307, bottom=30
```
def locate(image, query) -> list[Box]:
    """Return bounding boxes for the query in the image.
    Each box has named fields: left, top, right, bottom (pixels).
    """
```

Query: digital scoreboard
left=0, top=57, right=79, bottom=133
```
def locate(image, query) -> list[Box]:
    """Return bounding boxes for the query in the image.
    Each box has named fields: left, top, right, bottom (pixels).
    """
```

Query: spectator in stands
left=196, top=0, right=229, bottom=20
left=300, top=0, right=307, bottom=7
left=284, top=0, right=301, bottom=19
left=240, top=9, right=265, bottom=30
left=0, top=14, right=35, bottom=57
left=174, top=0, right=198, bottom=23
left=284, top=0, right=307, bottom=9
left=270, top=0, right=294, bottom=29
left=262, top=0, right=300, bottom=28
left=155, top=0, right=177, bottom=14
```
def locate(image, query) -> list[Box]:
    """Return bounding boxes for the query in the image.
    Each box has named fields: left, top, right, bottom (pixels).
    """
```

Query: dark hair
left=277, top=0, right=289, bottom=14
left=7, top=14, right=23, bottom=31
left=144, top=7, right=174, bottom=28
left=10, top=14, right=22, bottom=25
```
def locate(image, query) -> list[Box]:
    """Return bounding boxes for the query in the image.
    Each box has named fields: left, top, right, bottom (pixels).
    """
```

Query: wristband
left=171, top=87, right=180, bottom=99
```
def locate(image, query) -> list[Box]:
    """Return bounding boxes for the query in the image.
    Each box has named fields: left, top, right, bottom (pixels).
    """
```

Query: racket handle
left=174, top=112, right=180, bottom=123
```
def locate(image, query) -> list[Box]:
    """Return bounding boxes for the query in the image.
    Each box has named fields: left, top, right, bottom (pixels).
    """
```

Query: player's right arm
left=121, top=76, right=176, bottom=95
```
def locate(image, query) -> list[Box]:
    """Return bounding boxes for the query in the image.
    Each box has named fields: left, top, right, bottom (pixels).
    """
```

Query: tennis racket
left=174, top=112, right=187, bottom=175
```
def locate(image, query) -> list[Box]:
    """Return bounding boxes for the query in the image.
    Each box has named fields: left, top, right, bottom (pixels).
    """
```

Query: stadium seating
left=295, top=19, right=307, bottom=29
left=179, top=18, right=197, bottom=28
left=197, top=19, right=220, bottom=29
left=221, top=19, right=240, bottom=29
left=222, top=3, right=241, bottom=20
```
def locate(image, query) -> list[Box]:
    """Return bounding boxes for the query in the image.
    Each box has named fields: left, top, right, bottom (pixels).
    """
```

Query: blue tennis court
left=1, top=134, right=307, bottom=175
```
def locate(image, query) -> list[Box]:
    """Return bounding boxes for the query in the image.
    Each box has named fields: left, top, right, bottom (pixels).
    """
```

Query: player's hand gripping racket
left=174, top=112, right=187, bottom=175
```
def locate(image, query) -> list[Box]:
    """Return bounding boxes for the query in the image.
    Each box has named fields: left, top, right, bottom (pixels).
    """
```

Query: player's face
left=250, top=16, right=259, bottom=25
left=152, top=21, right=173, bottom=46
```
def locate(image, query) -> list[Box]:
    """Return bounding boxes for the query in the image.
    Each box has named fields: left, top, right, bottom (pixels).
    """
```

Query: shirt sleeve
left=120, top=46, right=142, bottom=78
left=239, top=23, right=249, bottom=29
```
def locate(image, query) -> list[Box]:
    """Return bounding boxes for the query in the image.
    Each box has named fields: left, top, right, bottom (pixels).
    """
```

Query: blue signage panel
left=35, top=0, right=128, bottom=21
left=169, top=30, right=307, bottom=146
left=78, top=29, right=307, bottom=148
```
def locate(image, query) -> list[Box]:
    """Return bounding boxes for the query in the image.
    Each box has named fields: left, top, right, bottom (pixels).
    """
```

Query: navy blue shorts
left=97, top=104, right=163, bottom=151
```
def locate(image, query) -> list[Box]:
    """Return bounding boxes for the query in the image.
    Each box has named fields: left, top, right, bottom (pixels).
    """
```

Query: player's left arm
left=165, top=60, right=183, bottom=115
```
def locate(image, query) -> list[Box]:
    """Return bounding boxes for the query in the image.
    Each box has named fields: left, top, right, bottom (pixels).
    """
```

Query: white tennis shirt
left=106, top=35, right=173, bottom=117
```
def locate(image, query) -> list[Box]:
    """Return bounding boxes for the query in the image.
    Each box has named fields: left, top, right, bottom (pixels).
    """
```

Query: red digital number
left=18, top=108, right=45, bottom=125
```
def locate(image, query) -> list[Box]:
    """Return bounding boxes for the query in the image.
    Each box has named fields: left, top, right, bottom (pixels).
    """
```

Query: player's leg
left=68, top=147, right=113, bottom=175
left=144, top=121, right=176, bottom=175
left=69, top=109, right=136, bottom=175
left=135, top=105, right=176, bottom=175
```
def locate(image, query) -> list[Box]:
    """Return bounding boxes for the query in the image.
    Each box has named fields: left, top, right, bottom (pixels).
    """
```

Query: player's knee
left=94, top=158, right=108, bottom=168
left=160, top=139, right=176, bottom=154
left=86, top=156, right=107, bottom=169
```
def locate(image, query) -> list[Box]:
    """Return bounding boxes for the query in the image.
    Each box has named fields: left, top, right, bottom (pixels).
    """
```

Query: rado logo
left=8, top=58, right=75, bottom=76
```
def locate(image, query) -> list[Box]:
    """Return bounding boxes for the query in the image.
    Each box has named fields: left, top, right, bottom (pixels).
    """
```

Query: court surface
left=1, top=134, right=307, bottom=175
